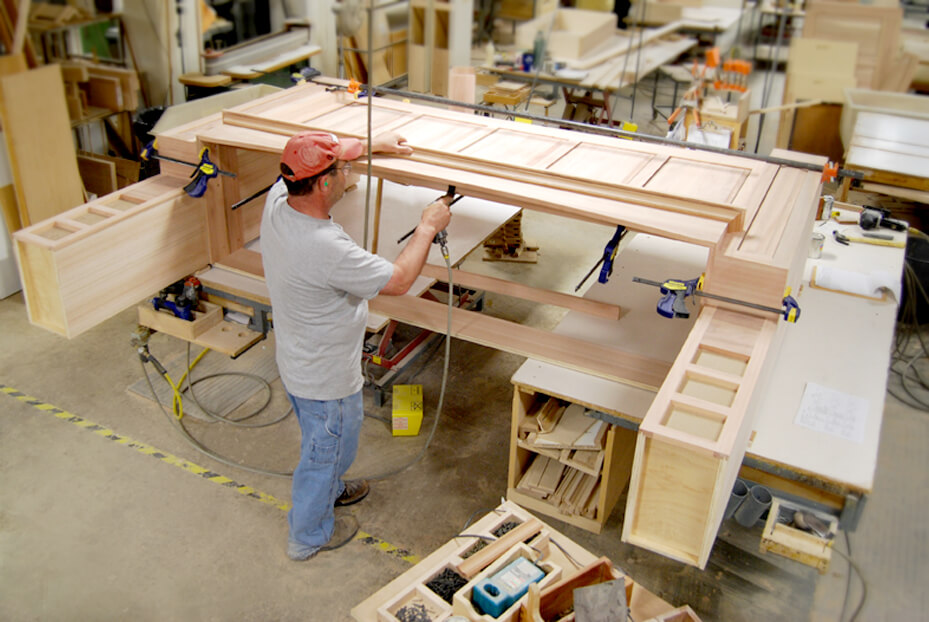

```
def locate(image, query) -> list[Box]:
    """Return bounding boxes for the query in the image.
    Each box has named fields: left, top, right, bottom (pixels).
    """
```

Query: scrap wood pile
left=516, top=398, right=607, bottom=519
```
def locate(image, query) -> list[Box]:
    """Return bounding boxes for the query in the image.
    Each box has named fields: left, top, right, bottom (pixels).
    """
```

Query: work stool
left=651, top=65, right=693, bottom=121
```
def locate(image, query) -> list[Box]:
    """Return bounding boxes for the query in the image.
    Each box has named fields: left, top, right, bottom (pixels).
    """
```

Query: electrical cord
left=139, top=353, right=294, bottom=478
left=183, top=343, right=289, bottom=428
left=359, top=251, right=455, bottom=481
left=835, top=531, right=867, bottom=622
left=888, top=247, right=929, bottom=412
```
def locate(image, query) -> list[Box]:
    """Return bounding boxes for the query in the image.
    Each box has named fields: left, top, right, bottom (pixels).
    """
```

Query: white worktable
left=512, top=221, right=905, bottom=510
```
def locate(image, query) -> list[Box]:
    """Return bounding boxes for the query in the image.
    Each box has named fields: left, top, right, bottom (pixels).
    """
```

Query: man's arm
left=360, top=132, right=413, bottom=157
left=380, top=198, right=452, bottom=296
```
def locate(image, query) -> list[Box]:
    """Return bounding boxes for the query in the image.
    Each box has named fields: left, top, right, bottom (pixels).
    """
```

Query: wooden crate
left=138, top=300, right=223, bottom=342
left=352, top=500, right=679, bottom=622
left=371, top=506, right=557, bottom=622
left=507, top=386, right=637, bottom=534
left=760, top=497, right=838, bottom=573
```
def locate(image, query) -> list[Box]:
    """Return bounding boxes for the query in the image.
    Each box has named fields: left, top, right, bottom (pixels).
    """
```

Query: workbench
left=481, top=25, right=696, bottom=125
left=509, top=219, right=905, bottom=536
left=12, top=81, right=827, bottom=569
left=627, top=5, right=749, bottom=55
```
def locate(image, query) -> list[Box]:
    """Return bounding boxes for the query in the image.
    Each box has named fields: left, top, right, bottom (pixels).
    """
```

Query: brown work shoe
left=335, top=479, right=370, bottom=507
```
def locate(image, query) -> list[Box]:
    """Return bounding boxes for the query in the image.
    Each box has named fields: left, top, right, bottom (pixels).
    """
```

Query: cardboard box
left=392, top=384, right=423, bottom=436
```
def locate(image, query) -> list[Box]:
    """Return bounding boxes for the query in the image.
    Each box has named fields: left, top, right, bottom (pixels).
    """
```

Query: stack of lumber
left=59, top=61, right=141, bottom=122
left=516, top=401, right=607, bottom=519
left=483, top=211, right=538, bottom=262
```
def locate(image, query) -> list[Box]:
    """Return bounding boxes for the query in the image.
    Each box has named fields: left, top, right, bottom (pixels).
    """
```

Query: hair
left=281, top=162, right=337, bottom=196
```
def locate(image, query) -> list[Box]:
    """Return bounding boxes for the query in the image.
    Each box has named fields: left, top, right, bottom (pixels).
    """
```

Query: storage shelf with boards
left=507, top=383, right=638, bottom=534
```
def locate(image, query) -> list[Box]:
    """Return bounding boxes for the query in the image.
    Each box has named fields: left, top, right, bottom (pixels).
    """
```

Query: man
left=261, top=130, right=452, bottom=561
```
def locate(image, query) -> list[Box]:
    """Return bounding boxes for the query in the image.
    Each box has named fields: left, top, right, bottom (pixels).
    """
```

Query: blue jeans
left=286, top=390, right=363, bottom=557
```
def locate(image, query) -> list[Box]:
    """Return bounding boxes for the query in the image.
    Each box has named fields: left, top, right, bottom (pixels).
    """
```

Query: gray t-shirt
left=260, top=181, right=394, bottom=400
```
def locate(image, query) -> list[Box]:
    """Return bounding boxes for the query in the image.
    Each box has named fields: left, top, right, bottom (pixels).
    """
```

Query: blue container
left=472, top=557, right=545, bottom=618
left=521, top=52, right=534, bottom=72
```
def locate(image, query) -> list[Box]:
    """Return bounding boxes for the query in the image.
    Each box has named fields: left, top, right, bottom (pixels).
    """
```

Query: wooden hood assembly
left=12, top=82, right=823, bottom=567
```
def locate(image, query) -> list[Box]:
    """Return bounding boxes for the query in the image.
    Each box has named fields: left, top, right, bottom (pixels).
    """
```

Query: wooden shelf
left=507, top=386, right=637, bottom=534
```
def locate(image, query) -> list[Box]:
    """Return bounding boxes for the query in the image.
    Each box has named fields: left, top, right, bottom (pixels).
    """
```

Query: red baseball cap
left=280, top=131, right=363, bottom=181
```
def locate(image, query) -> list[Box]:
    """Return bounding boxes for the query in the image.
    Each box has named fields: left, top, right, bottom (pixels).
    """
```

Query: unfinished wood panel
left=419, top=263, right=623, bottom=320
left=644, top=158, right=750, bottom=205
left=547, top=144, right=662, bottom=185
left=624, top=305, right=779, bottom=568
left=516, top=9, right=616, bottom=60
left=76, top=154, right=117, bottom=197
left=459, top=129, right=577, bottom=169
left=371, top=293, right=670, bottom=389
left=0, top=64, right=83, bottom=226
left=802, top=2, right=902, bottom=90
left=840, top=89, right=929, bottom=148
left=630, top=437, right=719, bottom=563
left=86, top=75, right=123, bottom=111
left=845, top=113, right=929, bottom=188
left=304, top=103, right=410, bottom=136
left=390, top=115, right=491, bottom=152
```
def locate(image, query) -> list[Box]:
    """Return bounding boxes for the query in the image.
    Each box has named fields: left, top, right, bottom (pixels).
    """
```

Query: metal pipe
left=734, top=484, right=773, bottom=527
left=725, top=478, right=750, bottom=520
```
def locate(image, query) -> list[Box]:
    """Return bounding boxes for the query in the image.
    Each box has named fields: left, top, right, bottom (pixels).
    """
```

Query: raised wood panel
left=645, top=158, right=750, bottom=205
left=305, top=102, right=409, bottom=136
left=547, top=144, right=661, bottom=185
left=460, top=129, right=577, bottom=168
left=391, top=115, right=492, bottom=151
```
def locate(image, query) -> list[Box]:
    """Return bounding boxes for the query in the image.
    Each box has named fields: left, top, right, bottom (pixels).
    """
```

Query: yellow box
left=392, top=384, right=423, bottom=436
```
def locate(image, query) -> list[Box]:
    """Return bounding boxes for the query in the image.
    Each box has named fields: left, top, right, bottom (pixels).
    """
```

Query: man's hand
left=421, top=196, right=452, bottom=236
left=370, top=132, right=413, bottom=156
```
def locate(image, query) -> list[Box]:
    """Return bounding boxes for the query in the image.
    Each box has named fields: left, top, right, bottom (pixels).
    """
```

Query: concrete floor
left=2, top=39, right=929, bottom=622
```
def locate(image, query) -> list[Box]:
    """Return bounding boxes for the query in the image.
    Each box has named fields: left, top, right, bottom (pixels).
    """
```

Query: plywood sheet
left=0, top=64, right=83, bottom=226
